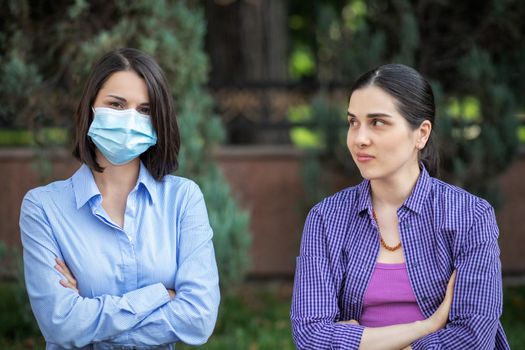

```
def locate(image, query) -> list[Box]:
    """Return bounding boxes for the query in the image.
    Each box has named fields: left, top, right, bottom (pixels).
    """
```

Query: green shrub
left=0, top=0, right=251, bottom=287
left=287, top=0, right=523, bottom=207
left=0, top=242, right=40, bottom=340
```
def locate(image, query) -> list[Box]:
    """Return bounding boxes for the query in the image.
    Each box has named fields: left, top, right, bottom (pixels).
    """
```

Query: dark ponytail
left=349, top=64, right=439, bottom=177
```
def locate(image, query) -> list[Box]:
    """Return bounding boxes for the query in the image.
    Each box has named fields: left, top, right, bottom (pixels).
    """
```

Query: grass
left=178, top=284, right=295, bottom=350
left=501, top=285, right=525, bottom=346
left=0, top=282, right=523, bottom=350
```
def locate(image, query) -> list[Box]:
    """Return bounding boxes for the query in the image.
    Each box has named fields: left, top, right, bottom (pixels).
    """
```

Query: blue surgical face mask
left=88, top=107, right=157, bottom=165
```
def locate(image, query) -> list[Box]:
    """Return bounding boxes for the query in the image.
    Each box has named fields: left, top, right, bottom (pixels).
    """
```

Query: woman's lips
left=356, top=153, right=375, bottom=162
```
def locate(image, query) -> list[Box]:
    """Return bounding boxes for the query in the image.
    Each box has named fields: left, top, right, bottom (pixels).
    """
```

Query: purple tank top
left=360, top=262, right=425, bottom=327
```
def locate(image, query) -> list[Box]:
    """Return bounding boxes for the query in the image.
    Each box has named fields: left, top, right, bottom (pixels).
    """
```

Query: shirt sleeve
left=412, top=202, right=504, bottom=350
left=104, top=182, right=220, bottom=347
left=20, top=191, right=171, bottom=349
left=290, top=207, right=365, bottom=350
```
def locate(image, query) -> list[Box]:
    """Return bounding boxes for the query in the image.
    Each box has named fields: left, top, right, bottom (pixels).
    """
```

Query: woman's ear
left=416, top=120, right=432, bottom=150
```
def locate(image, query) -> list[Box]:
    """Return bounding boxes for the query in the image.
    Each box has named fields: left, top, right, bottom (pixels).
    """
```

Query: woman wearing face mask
left=290, top=64, right=509, bottom=349
left=20, top=48, right=220, bottom=350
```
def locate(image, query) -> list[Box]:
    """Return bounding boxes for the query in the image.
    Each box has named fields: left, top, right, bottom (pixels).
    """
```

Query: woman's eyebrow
left=346, top=112, right=393, bottom=118
left=107, top=94, right=127, bottom=102
left=366, top=113, right=393, bottom=118
left=107, top=95, right=149, bottom=105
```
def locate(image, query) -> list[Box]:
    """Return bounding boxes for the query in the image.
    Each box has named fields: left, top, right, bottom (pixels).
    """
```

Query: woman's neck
left=91, top=153, right=140, bottom=196
left=370, top=162, right=420, bottom=210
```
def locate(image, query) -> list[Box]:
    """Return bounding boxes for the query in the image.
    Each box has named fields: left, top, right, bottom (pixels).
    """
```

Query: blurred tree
left=287, top=0, right=524, bottom=207
left=205, top=0, right=288, bottom=84
left=0, top=0, right=251, bottom=286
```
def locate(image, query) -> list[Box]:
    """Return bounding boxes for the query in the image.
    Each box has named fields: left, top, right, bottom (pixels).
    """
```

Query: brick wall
left=1, top=147, right=524, bottom=276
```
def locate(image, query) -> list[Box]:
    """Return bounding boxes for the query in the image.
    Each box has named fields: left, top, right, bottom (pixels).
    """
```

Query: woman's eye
left=138, top=106, right=150, bottom=115
left=372, top=119, right=386, bottom=127
left=109, top=101, right=123, bottom=109
left=348, top=118, right=358, bottom=127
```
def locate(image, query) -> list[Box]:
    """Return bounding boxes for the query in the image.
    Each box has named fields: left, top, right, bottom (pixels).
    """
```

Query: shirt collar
left=72, top=162, right=158, bottom=209
left=356, top=179, right=372, bottom=215
left=136, top=161, right=158, bottom=204
left=355, top=164, right=432, bottom=216
left=72, top=164, right=101, bottom=209
left=402, top=164, right=432, bottom=214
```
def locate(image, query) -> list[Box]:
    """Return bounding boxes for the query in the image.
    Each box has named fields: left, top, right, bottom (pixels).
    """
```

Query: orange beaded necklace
left=372, top=208, right=402, bottom=252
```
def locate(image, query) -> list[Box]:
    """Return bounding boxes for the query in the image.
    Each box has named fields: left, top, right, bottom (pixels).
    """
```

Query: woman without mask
left=20, top=48, right=220, bottom=350
left=290, top=64, right=510, bottom=350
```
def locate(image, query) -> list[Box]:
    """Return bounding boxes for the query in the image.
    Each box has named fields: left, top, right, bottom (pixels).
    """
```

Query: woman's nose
left=353, top=125, right=371, bottom=148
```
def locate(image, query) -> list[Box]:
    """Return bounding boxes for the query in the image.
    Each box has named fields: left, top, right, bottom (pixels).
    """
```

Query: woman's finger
left=56, top=258, right=76, bottom=283
left=59, top=279, right=79, bottom=293
left=55, top=258, right=77, bottom=287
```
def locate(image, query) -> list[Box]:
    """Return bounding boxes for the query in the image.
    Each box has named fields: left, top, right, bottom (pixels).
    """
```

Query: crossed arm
left=20, top=187, right=220, bottom=349
left=56, top=258, right=175, bottom=300
left=335, top=271, right=456, bottom=350
left=291, top=252, right=455, bottom=350
left=291, top=205, right=503, bottom=350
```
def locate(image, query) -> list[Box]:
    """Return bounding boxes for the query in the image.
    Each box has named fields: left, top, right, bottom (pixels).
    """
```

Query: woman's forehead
left=97, top=71, right=149, bottom=103
left=348, top=86, right=399, bottom=116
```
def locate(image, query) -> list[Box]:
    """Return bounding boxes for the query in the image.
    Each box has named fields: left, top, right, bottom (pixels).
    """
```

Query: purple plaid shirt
left=291, top=167, right=510, bottom=349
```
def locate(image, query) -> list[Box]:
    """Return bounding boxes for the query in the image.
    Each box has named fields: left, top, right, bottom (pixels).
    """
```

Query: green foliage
left=0, top=0, right=251, bottom=286
left=288, top=95, right=347, bottom=156
left=287, top=0, right=524, bottom=207
left=198, top=167, right=251, bottom=286
left=178, top=288, right=295, bottom=350
left=0, top=55, right=41, bottom=128
left=289, top=45, right=316, bottom=79
left=519, top=125, right=525, bottom=143
left=288, top=95, right=360, bottom=211
left=0, top=243, right=40, bottom=341
left=502, top=285, right=525, bottom=347
left=0, top=128, right=68, bottom=147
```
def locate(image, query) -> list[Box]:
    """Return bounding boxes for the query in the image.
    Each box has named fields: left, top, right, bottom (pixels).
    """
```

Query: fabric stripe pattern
left=290, top=166, right=510, bottom=349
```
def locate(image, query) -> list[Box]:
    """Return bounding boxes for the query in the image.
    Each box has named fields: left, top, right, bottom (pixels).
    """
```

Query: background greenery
left=1, top=0, right=524, bottom=349
left=286, top=0, right=524, bottom=208
left=0, top=0, right=251, bottom=286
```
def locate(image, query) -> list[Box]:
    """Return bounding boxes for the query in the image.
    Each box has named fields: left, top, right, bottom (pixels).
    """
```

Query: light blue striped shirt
left=20, top=162, right=220, bottom=349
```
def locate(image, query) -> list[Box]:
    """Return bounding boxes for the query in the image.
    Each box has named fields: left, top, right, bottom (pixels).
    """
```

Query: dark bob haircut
left=72, top=48, right=180, bottom=181
left=349, top=63, right=439, bottom=177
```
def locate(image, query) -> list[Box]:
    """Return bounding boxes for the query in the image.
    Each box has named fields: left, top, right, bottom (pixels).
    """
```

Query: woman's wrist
left=416, top=318, right=437, bottom=337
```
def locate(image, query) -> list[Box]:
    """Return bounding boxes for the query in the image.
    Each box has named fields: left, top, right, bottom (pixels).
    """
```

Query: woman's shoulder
left=156, top=174, right=203, bottom=201
left=429, top=177, right=495, bottom=241
left=310, top=183, right=363, bottom=216
left=158, top=174, right=201, bottom=192
left=22, top=178, right=73, bottom=207
left=431, top=177, right=492, bottom=211
left=159, top=173, right=196, bottom=187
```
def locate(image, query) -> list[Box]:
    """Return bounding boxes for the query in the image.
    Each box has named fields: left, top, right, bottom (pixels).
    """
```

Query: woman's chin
left=356, top=166, right=377, bottom=180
